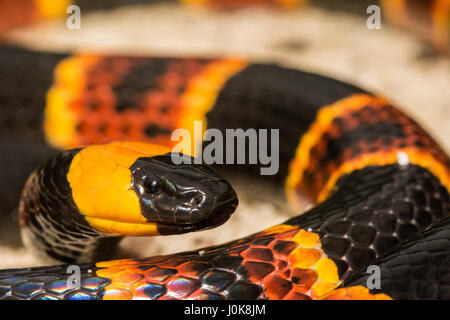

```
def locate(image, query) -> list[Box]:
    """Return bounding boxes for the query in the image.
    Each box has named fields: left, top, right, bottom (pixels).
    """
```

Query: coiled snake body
left=0, top=0, right=449, bottom=300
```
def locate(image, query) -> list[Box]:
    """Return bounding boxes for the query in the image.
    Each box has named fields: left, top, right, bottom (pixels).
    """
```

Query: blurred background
left=0, top=2, right=449, bottom=269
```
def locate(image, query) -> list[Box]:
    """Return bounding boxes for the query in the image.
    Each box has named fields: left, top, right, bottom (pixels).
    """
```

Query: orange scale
left=288, top=248, right=321, bottom=269
left=140, top=135, right=156, bottom=144
left=158, top=91, right=179, bottom=106
left=328, top=124, right=341, bottom=139
left=89, top=134, right=111, bottom=144
left=261, top=273, right=293, bottom=299
left=105, top=130, right=124, bottom=143
left=307, top=148, right=321, bottom=164
left=108, top=270, right=145, bottom=288
left=161, top=105, right=183, bottom=120
left=75, top=121, right=90, bottom=135
left=390, top=139, right=401, bottom=148
left=95, top=267, right=125, bottom=278
left=158, top=113, right=181, bottom=130
left=240, top=247, right=274, bottom=262
left=397, top=116, right=411, bottom=126
left=358, top=141, right=370, bottom=152
left=101, top=287, right=133, bottom=300
left=290, top=284, right=311, bottom=296
left=327, top=162, right=338, bottom=175
left=79, top=103, right=96, bottom=116
left=141, top=136, right=157, bottom=146
left=144, top=269, right=177, bottom=283
left=164, top=137, right=178, bottom=148
left=106, top=113, right=125, bottom=128
left=96, top=97, right=116, bottom=114
left=142, top=95, right=163, bottom=111
left=406, top=135, right=419, bottom=145
left=89, top=73, right=112, bottom=86
left=125, top=266, right=148, bottom=276
left=151, top=90, right=170, bottom=103
left=143, top=109, right=166, bottom=123
left=160, top=74, right=183, bottom=90
left=278, top=267, right=291, bottom=280
left=240, top=260, right=275, bottom=283
left=132, top=131, right=147, bottom=142
left=177, top=262, right=211, bottom=278
left=164, top=99, right=184, bottom=118
left=140, top=88, right=164, bottom=104
left=378, top=110, right=390, bottom=120
left=123, top=112, right=145, bottom=127
left=100, top=62, right=122, bottom=77
left=260, top=225, right=296, bottom=237
left=75, top=137, right=88, bottom=149
left=273, top=259, right=288, bottom=271
left=359, top=111, right=372, bottom=122
left=338, top=109, right=353, bottom=119
left=317, top=141, right=330, bottom=156
left=403, top=126, right=417, bottom=135
left=162, top=94, right=182, bottom=109
left=95, top=118, right=114, bottom=134
left=168, top=107, right=184, bottom=121
left=158, top=115, right=179, bottom=128
left=421, top=136, right=433, bottom=146
left=69, top=97, right=87, bottom=114
left=436, top=152, right=448, bottom=164
left=127, top=125, right=146, bottom=140
left=273, top=229, right=299, bottom=241
left=291, top=268, right=318, bottom=291
left=269, top=237, right=297, bottom=251
left=342, top=148, right=353, bottom=161
left=94, top=82, right=114, bottom=95
left=112, top=59, right=134, bottom=73
left=345, top=118, right=360, bottom=130
left=93, top=101, right=113, bottom=115
left=86, top=113, right=107, bottom=127
left=312, top=177, right=324, bottom=194
left=83, top=130, right=104, bottom=145
left=97, top=259, right=138, bottom=268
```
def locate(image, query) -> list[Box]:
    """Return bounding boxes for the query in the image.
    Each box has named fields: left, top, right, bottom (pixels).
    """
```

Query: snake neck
left=18, top=149, right=122, bottom=265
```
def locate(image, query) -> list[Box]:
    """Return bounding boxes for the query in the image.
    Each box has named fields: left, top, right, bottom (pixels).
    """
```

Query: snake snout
left=172, top=178, right=238, bottom=229
left=208, top=181, right=238, bottom=221
left=130, top=153, right=238, bottom=235
left=190, top=180, right=238, bottom=226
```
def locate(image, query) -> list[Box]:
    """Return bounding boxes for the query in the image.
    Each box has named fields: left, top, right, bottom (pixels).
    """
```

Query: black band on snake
left=0, top=0, right=449, bottom=300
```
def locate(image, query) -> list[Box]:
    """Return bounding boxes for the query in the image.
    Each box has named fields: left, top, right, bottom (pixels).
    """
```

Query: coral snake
left=0, top=0, right=449, bottom=300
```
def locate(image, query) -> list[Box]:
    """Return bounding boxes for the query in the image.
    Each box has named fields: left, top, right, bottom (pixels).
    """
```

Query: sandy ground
left=0, top=4, right=449, bottom=269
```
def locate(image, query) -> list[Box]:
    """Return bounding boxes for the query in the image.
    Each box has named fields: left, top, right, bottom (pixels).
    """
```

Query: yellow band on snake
left=67, top=141, right=171, bottom=236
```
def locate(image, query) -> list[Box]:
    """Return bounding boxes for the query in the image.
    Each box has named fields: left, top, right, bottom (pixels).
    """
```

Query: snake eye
left=143, top=177, right=161, bottom=194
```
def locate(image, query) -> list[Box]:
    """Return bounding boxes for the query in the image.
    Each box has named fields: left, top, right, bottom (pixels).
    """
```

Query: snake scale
left=0, top=0, right=449, bottom=300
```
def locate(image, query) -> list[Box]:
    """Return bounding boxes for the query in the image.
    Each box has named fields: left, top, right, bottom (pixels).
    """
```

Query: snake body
left=0, top=0, right=449, bottom=300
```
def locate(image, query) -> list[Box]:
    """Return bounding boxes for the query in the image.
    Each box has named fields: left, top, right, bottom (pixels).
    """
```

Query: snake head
left=130, top=153, right=238, bottom=235
left=62, top=142, right=238, bottom=237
